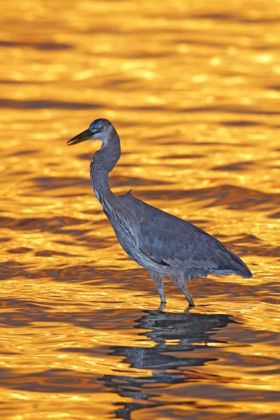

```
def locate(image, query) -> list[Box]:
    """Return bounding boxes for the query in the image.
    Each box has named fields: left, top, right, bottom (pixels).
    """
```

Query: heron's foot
left=184, top=301, right=195, bottom=313
left=158, top=301, right=166, bottom=311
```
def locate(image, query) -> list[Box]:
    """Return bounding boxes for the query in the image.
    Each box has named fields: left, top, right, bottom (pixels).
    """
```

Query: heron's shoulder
left=119, top=191, right=156, bottom=217
left=119, top=192, right=206, bottom=238
left=119, top=189, right=136, bottom=208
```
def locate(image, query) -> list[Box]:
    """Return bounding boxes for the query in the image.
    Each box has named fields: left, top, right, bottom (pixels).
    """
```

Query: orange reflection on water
left=1, top=0, right=280, bottom=418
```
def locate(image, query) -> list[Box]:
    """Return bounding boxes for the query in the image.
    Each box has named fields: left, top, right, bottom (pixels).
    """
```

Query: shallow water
left=1, top=0, right=280, bottom=419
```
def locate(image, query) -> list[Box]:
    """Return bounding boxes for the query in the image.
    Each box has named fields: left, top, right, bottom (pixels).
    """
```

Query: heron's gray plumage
left=67, top=118, right=252, bottom=307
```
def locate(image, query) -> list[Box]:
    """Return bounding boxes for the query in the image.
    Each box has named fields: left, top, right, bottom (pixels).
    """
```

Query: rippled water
left=1, top=0, right=280, bottom=419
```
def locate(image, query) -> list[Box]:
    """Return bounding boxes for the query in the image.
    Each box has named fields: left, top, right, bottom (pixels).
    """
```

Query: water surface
left=1, top=0, right=280, bottom=419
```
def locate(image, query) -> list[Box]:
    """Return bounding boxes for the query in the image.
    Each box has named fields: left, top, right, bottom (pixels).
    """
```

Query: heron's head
left=67, top=118, right=113, bottom=146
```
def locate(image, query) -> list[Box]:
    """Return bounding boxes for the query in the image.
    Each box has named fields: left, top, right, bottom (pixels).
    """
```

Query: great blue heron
left=67, top=118, right=252, bottom=308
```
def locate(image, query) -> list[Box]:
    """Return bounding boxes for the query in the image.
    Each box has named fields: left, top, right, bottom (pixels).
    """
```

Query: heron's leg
left=148, top=270, right=166, bottom=304
left=181, top=284, right=195, bottom=307
left=168, top=272, right=195, bottom=307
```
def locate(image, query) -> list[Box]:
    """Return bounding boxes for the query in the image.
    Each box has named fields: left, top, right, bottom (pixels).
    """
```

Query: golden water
left=1, top=0, right=280, bottom=418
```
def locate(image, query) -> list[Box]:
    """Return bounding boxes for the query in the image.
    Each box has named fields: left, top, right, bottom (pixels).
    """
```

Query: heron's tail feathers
left=226, top=249, right=252, bottom=278
left=211, top=249, right=252, bottom=278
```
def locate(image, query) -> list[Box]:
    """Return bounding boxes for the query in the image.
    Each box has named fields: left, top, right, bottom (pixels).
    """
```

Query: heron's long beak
left=67, top=128, right=93, bottom=146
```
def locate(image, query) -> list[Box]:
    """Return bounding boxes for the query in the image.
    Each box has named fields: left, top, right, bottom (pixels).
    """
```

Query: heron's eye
left=100, top=126, right=104, bottom=131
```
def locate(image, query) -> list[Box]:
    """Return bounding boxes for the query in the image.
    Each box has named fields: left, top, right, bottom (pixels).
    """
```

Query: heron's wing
left=119, top=192, right=251, bottom=277
left=128, top=196, right=231, bottom=270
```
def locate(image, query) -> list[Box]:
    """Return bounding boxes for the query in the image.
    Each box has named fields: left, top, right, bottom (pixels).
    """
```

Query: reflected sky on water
left=1, top=0, right=280, bottom=419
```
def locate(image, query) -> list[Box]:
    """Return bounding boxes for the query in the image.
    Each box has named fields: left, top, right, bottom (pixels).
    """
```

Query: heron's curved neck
left=90, top=129, right=121, bottom=205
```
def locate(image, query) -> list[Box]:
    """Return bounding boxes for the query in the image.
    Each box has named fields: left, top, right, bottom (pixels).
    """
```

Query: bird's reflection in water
left=101, top=310, right=234, bottom=420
